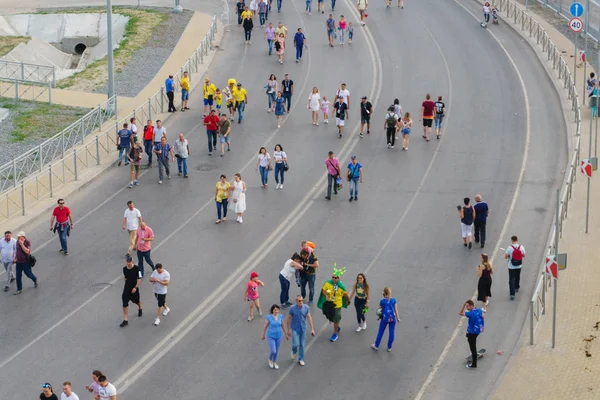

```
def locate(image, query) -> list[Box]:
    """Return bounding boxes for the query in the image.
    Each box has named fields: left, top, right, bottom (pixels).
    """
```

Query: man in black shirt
left=299, top=249, right=319, bottom=305
left=473, top=194, right=489, bottom=248
left=281, top=74, right=294, bottom=112
left=121, top=256, right=142, bottom=327
left=334, top=96, right=348, bottom=138
left=359, top=96, right=373, bottom=138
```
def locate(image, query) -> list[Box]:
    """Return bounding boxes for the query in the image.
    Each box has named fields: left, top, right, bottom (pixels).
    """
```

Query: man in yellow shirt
left=276, top=22, right=288, bottom=39
left=234, top=82, right=248, bottom=124
left=179, top=71, right=191, bottom=111
left=241, top=7, right=253, bottom=19
left=317, top=267, right=349, bottom=342
left=203, top=78, right=217, bottom=116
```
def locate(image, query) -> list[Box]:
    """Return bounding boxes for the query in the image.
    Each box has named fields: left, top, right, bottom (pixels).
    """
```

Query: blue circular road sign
left=570, top=2, right=584, bottom=17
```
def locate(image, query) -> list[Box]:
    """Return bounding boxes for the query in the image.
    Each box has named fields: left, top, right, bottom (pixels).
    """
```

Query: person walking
left=242, top=8, right=254, bottom=44
left=180, top=71, right=190, bottom=111
left=265, top=24, right=276, bottom=56
left=149, top=263, right=170, bottom=326
left=116, top=123, right=133, bottom=167
left=308, top=87, right=321, bottom=125
left=97, top=375, right=117, bottom=399
left=348, top=273, right=370, bottom=332
left=84, top=370, right=103, bottom=399
left=127, top=137, right=143, bottom=188
left=235, top=82, right=248, bottom=124
left=245, top=271, right=264, bottom=321
left=40, top=383, right=59, bottom=400
left=275, top=33, right=286, bottom=64
left=153, top=136, right=174, bottom=184
left=434, top=95, right=446, bottom=139
left=203, top=78, right=217, bottom=116
left=262, top=304, right=289, bottom=369
left=346, top=155, right=363, bottom=201
left=299, top=247, right=319, bottom=305
left=279, top=253, right=304, bottom=308
left=256, top=147, right=272, bottom=188
left=419, top=93, right=435, bottom=141
left=393, top=99, right=403, bottom=121
left=321, top=96, right=331, bottom=123
left=154, top=119, right=167, bottom=152
left=359, top=96, right=373, bottom=137
left=230, top=173, right=247, bottom=223
left=305, top=0, right=313, bottom=14
left=174, top=133, right=190, bottom=177
left=204, top=109, right=220, bottom=156
left=318, top=266, right=350, bottom=342
left=333, top=96, right=348, bottom=138
left=400, top=111, right=412, bottom=150
left=165, top=74, right=176, bottom=113
left=338, top=15, right=347, bottom=45
left=326, top=14, right=336, bottom=47
left=143, top=119, right=155, bottom=166
left=215, top=174, right=231, bottom=224
left=219, top=113, right=232, bottom=156
left=459, top=299, right=484, bottom=369
left=281, top=74, right=294, bottom=112
left=122, top=201, right=142, bottom=257
left=287, top=295, right=316, bottom=366
left=357, top=0, right=368, bottom=25
left=504, top=235, right=525, bottom=300
left=258, top=0, right=268, bottom=25
left=129, top=117, right=138, bottom=141
left=120, top=255, right=142, bottom=328
left=293, top=28, right=307, bottom=62
left=317, top=0, right=325, bottom=13
left=371, top=287, right=401, bottom=351
left=477, top=253, right=493, bottom=312
left=236, top=0, right=246, bottom=25
left=50, top=198, right=73, bottom=255
left=61, top=381, right=79, bottom=400
left=335, top=83, right=351, bottom=109
left=273, top=144, right=287, bottom=189
left=458, top=197, right=475, bottom=249
left=273, top=91, right=286, bottom=128
left=473, top=194, right=489, bottom=248
left=1, top=230, right=16, bottom=292
left=266, top=73, right=278, bottom=111
left=13, top=231, right=37, bottom=295
left=384, top=105, right=399, bottom=149
left=135, top=221, right=155, bottom=276
left=325, top=151, right=341, bottom=200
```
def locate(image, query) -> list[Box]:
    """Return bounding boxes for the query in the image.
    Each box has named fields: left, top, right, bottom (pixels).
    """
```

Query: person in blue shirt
left=286, top=295, right=315, bottom=366
left=473, top=194, right=489, bottom=248
left=152, top=136, right=174, bottom=184
left=116, top=122, right=133, bottom=166
left=346, top=155, right=363, bottom=202
left=293, top=28, right=307, bottom=63
left=261, top=304, right=289, bottom=370
left=371, top=287, right=400, bottom=352
left=459, top=299, right=484, bottom=369
left=165, top=74, right=176, bottom=113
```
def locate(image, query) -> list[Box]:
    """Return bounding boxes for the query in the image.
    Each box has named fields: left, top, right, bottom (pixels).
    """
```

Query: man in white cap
left=0, top=230, right=16, bottom=292
left=14, top=231, right=37, bottom=295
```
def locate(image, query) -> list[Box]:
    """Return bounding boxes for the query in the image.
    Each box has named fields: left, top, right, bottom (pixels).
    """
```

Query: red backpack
left=510, top=245, right=523, bottom=266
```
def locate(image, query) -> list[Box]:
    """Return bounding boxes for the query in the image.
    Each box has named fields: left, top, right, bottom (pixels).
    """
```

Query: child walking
left=348, top=273, right=370, bottom=332
left=321, top=96, right=331, bottom=124
left=245, top=271, right=264, bottom=321
left=371, top=287, right=401, bottom=351
left=348, top=22, right=354, bottom=44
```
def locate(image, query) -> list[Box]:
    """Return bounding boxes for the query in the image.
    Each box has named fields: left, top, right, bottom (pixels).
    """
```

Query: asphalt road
left=0, top=0, right=566, bottom=399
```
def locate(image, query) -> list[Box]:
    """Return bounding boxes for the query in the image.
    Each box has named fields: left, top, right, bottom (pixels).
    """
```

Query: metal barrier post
left=20, top=62, right=24, bottom=80
left=49, top=165, right=53, bottom=197
left=15, top=79, right=18, bottom=100
left=52, top=68, right=56, bottom=88
left=96, top=136, right=100, bottom=165
left=148, top=98, right=152, bottom=120
left=48, top=82, right=52, bottom=104
left=530, top=300, right=534, bottom=345
left=74, top=149, right=78, bottom=181
left=12, top=157, right=17, bottom=187
left=38, top=144, right=43, bottom=172
left=160, top=87, right=164, bottom=113
left=20, top=182, right=25, bottom=216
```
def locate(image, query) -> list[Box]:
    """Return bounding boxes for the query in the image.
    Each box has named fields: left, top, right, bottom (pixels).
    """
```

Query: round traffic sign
left=570, top=2, right=584, bottom=17
left=570, top=17, right=584, bottom=33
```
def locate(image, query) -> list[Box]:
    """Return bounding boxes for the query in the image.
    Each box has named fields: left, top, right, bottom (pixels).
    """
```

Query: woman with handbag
left=273, top=144, right=288, bottom=190
left=255, top=147, right=272, bottom=188
left=214, top=175, right=231, bottom=224
left=230, top=173, right=247, bottom=223
left=266, top=74, right=278, bottom=112
left=276, top=33, right=286, bottom=64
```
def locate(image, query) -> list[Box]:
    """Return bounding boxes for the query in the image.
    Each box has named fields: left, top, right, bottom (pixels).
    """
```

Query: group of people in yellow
left=202, top=77, right=249, bottom=124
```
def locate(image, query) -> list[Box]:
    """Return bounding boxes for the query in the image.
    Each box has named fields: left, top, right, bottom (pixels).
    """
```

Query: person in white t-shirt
left=61, top=381, right=79, bottom=400
left=335, top=83, right=351, bottom=109
left=278, top=253, right=304, bottom=308
left=149, top=263, right=170, bottom=326
left=122, top=201, right=142, bottom=257
left=0, top=230, right=16, bottom=291
left=96, top=376, right=116, bottom=400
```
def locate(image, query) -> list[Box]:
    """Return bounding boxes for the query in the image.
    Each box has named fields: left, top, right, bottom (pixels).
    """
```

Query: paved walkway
left=493, top=4, right=600, bottom=400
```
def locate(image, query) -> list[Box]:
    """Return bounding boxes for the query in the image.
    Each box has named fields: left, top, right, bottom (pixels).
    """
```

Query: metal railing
left=0, top=96, right=117, bottom=193
left=0, top=14, right=220, bottom=223
left=493, top=0, right=582, bottom=345
left=221, top=0, right=231, bottom=33
left=0, top=60, right=56, bottom=87
left=528, top=0, right=600, bottom=43
left=0, top=78, right=52, bottom=103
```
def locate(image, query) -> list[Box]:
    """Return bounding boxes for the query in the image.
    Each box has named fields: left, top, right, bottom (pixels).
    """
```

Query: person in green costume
left=317, top=264, right=350, bottom=342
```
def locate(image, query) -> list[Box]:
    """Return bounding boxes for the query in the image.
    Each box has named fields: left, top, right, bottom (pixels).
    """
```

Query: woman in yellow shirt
left=215, top=174, right=231, bottom=223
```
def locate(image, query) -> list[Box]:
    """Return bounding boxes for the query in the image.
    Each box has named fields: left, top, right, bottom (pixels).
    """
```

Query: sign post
left=570, top=2, right=584, bottom=96
left=581, top=159, right=592, bottom=232
left=551, top=189, right=559, bottom=349
left=583, top=0, right=590, bottom=105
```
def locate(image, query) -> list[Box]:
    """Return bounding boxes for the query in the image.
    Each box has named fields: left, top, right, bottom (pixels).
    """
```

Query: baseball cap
left=17, top=231, right=25, bottom=237
left=361, top=96, right=367, bottom=99
left=250, top=271, right=259, bottom=279
left=237, top=82, right=242, bottom=86
left=351, top=155, right=357, bottom=159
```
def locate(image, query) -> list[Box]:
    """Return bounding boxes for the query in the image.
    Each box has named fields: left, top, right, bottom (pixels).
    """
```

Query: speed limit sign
left=570, top=17, right=584, bottom=32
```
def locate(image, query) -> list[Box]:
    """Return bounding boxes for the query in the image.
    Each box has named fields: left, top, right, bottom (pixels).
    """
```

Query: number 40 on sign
left=570, top=17, right=584, bottom=33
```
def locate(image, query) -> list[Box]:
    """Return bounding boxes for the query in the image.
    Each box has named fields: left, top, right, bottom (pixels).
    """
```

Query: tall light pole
left=173, top=0, right=183, bottom=13
left=106, top=0, right=115, bottom=101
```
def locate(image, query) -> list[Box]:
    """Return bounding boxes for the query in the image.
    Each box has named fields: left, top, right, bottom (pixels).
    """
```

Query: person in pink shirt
left=338, top=15, right=347, bottom=45
left=325, top=151, right=341, bottom=200
left=135, top=221, right=155, bottom=276
left=245, top=271, right=264, bottom=321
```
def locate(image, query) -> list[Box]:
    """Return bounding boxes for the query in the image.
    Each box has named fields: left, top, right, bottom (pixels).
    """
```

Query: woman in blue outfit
left=371, top=287, right=401, bottom=352
left=261, top=304, right=289, bottom=369
left=272, top=91, right=287, bottom=128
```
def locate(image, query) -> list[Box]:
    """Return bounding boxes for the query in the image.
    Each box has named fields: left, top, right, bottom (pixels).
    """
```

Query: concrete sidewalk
left=492, top=5, right=600, bottom=400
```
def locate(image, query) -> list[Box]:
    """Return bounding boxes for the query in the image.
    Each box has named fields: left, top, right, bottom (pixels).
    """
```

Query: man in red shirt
left=203, top=109, right=220, bottom=156
left=419, top=93, right=436, bottom=141
left=50, top=198, right=73, bottom=255
left=143, top=119, right=155, bottom=167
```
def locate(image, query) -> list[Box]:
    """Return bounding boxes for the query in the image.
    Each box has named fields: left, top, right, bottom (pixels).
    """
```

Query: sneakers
left=387, top=348, right=392, bottom=352
left=34, top=281, right=38, bottom=288
left=349, top=197, right=353, bottom=202
left=387, top=143, right=391, bottom=149
left=308, top=300, right=313, bottom=305
left=273, top=363, right=279, bottom=370
left=510, top=295, right=515, bottom=300
left=13, top=290, right=22, bottom=295
left=162, top=306, right=170, bottom=316
left=154, top=317, right=160, bottom=326
left=128, top=183, right=133, bottom=188
left=138, top=308, right=143, bottom=317
left=120, top=320, right=129, bottom=328
left=158, top=180, right=163, bottom=184
left=362, top=321, right=367, bottom=330
left=466, top=364, right=477, bottom=369
left=356, top=326, right=362, bottom=332
left=359, top=132, right=364, bottom=138
left=279, top=185, right=283, bottom=189
left=298, top=360, right=305, bottom=366
left=258, top=309, right=263, bottom=316
left=276, top=183, right=281, bottom=189
left=3, top=286, right=8, bottom=292
left=371, top=344, right=379, bottom=351
left=330, top=333, right=338, bottom=342
left=269, top=360, right=274, bottom=369
left=248, top=316, right=253, bottom=321
left=291, top=351, right=297, bottom=360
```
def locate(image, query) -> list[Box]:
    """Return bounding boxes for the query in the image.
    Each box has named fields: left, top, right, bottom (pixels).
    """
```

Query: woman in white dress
left=308, top=87, right=322, bottom=126
left=230, top=173, right=247, bottom=223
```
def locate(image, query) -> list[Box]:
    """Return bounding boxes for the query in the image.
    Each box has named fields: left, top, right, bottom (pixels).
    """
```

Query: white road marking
left=412, top=2, right=532, bottom=399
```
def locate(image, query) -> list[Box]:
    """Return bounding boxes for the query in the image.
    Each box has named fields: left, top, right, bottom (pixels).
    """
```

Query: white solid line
left=412, top=1, right=532, bottom=399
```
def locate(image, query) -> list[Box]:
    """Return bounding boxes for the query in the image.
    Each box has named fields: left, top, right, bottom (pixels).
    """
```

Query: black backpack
left=386, top=113, right=397, bottom=129
left=28, top=254, right=37, bottom=267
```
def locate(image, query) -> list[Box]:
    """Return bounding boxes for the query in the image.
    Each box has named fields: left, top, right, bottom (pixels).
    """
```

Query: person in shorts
left=149, top=263, right=170, bottom=326
left=458, top=197, right=475, bottom=249
left=127, top=137, right=143, bottom=188
left=359, top=96, right=372, bottom=137
left=419, top=93, right=436, bottom=141
left=120, top=256, right=142, bottom=328
left=219, top=113, right=231, bottom=156
left=334, top=96, right=348, bottom=138
left=317, top=267, right=350, bottom=342
left=326, top=14, right=336, bottom=47
left=180, top=71, right=190, bottom=111
left=434, top=95, right=446, bottom=139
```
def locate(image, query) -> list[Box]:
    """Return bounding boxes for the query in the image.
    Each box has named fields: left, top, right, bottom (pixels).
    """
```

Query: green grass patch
left=0, top=36, right=31, bottom=57
left=0, top=98, right=89, bottom=143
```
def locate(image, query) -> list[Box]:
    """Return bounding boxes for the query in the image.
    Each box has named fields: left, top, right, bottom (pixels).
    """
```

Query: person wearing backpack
left=459, top=299, right=484, bottom=369
left=383, top=106, right=399, bottom=149
left=371, top=287, right=400, bottom=351
left=504, top=235, right=526, bottom=300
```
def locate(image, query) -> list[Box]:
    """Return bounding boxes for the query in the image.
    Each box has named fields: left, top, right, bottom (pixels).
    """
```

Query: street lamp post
left=106, top=0, right=115, bottom=102
left=173, top=0, right=183, bottom=13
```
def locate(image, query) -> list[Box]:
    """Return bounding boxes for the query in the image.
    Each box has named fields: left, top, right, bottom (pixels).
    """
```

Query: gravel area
left=96, top=9, right=194, bottom=98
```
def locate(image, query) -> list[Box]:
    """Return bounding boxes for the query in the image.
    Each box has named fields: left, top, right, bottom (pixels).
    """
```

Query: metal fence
left=221, top=0, right=231, bottom=33
left=528, top=0, right=600, bottom=43
left=0, top=14, right=221, bottom=223
left=0, top=60, right=56, bottom=87
left=0, top=78, right=52, bottom=103
left=493, top=0, right=582, bottom=345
